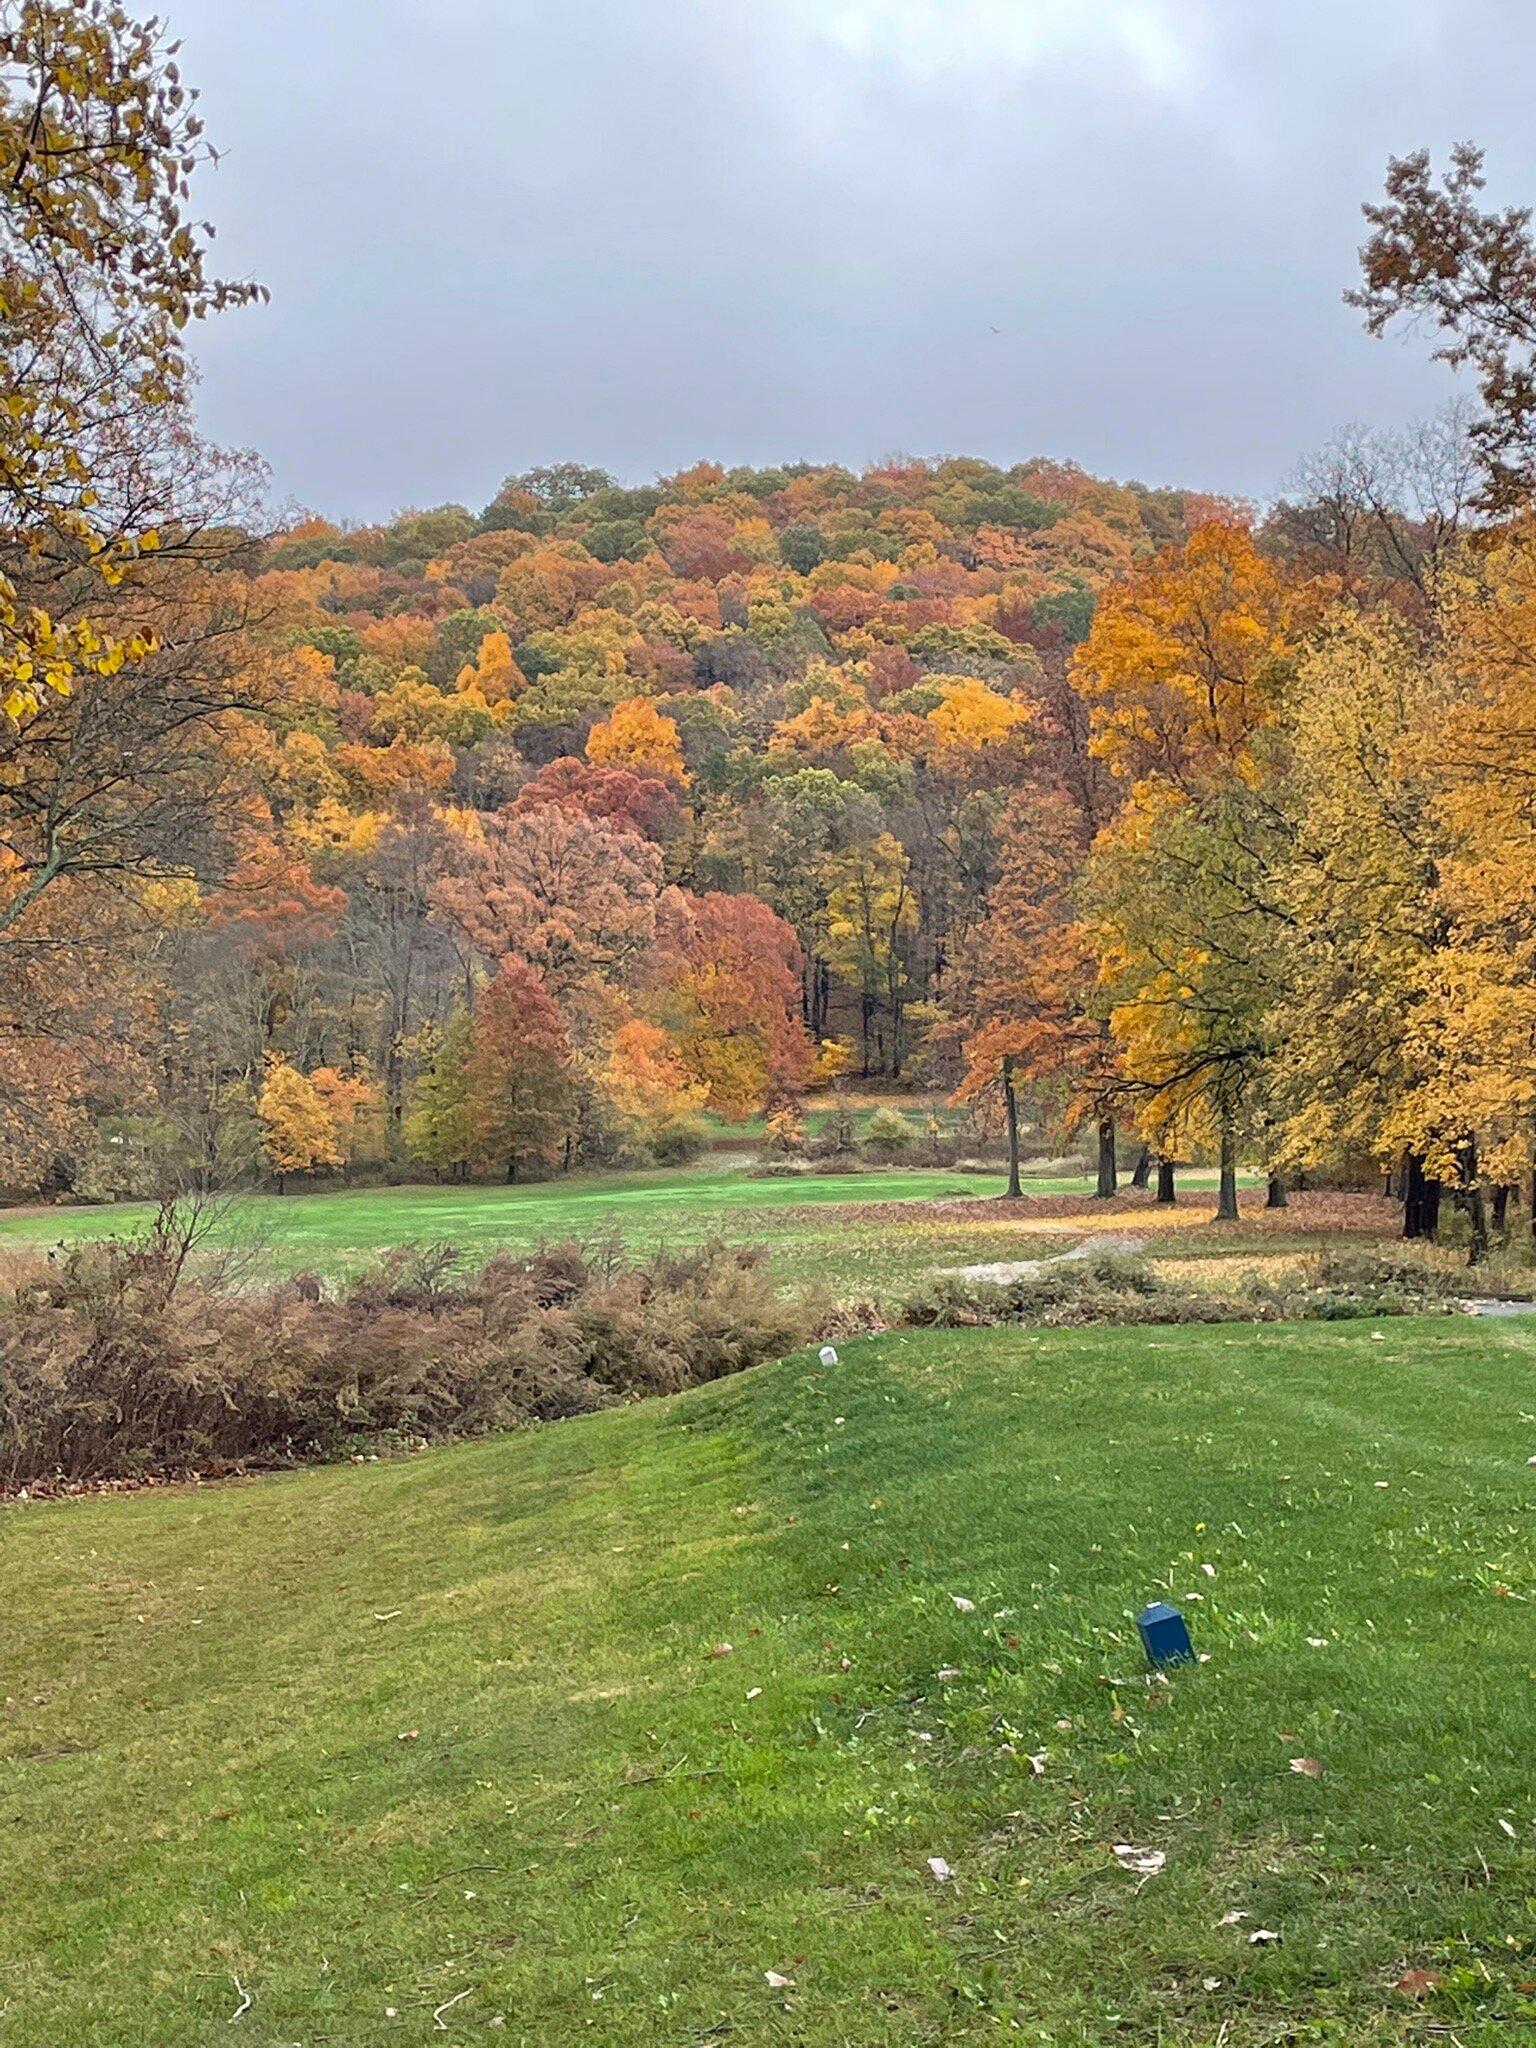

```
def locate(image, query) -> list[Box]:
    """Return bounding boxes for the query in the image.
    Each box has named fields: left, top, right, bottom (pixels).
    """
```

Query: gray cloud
left=172, top=0, right=1536, bottom=519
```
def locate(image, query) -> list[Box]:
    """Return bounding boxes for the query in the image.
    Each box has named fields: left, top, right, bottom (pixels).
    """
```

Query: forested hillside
left=5, top=8, right=1536, bottom=1257
left=2, top=453, right=1230, bottom=1195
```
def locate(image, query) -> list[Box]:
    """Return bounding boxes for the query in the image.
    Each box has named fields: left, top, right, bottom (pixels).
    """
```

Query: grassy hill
left=7, top=1315, right=1536, bottom=2043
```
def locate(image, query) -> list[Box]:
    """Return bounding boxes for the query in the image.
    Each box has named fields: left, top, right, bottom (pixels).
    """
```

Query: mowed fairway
left=7, top=1317, right=1536, bottom=2044
left=0, top=1163, right=1261, bottom=1293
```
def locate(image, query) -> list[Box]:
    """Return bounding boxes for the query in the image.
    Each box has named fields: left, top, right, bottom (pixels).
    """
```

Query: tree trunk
left=1402, top=1153, right=1442, bottom=1240
left=1265, top=1172, right=1287, bottom=1209
left=1095, top=1116, right=1117, bottom=1199
left=1215, top=1119, right=1239, bottom=1222
left=1155, top=1156, right=1176, bottom=1205
left=1492, top=1183, right=1511, bottom=1242
left=506, top=1157, right=518, bottom=1184
left=1001, top=1056, right=1021, bottom=1200
left=1130, top=1144, right=1151, bottom=1189
left=1459, top=1143, right=1489, bottom=1265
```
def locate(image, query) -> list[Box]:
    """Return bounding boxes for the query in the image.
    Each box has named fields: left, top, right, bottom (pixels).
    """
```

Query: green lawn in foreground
left=6, top=1316, right=1536, bottom=2043
left=0, top=1163, right=1247, bottom=1291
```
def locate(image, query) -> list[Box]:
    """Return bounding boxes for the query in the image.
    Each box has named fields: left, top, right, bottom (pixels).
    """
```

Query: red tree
left=465, top=959, right=574, bottom=1180
left=432, top=804, right=662, bottom=995
left=653, top=889, right=812, bottom=1116
left=511, top=757, right=684, bottom=842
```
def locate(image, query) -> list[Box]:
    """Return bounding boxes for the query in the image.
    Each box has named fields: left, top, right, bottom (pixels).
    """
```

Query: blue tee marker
left=1137, top=1600, right=1195, bottom=1666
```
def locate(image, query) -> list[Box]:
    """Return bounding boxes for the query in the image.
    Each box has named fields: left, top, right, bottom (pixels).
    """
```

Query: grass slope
left=6, top=1317, right=1536, bottom=2043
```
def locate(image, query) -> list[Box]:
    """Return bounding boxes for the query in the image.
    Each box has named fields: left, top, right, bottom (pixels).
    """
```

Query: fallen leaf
left=1395, top=1969, right=1440, bottom=1999
left=927, top=1856, right=954, bottom=1881
left=1249, top=1927, right=1282, bottom=1945
left=746, top=1687, right=762, bottom=1700
left=1027, top=1749, right=1048, bottom=1776
left=710, top=1643, right=734, bottom=1657
left=1113, top=1843, right=1166, bottom=1875
left=1202, top=1976, right=1222, bottom=1992
left=396, top=1729, right=419, bottom=1743
left=764, top=1970, right=792, bottom=1990
left=1289, top=1756, right=1325, bottom=1779
left=1306, top=1637, right=1328, bottom=1649
left=1498, top=1816, right=1517, bottom=1837
left=951, top=1596, right=976, bottom=1613
left=1218, top=1909, right=1247, bottom=1925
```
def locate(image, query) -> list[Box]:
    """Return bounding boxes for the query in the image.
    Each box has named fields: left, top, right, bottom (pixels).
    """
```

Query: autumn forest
left=7, top=14, right=1536, bottom=1263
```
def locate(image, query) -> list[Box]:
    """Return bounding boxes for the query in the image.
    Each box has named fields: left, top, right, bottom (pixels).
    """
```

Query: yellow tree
left=1267, top=605, right=1445, bottom=1231
left=257, top=1060, right=343, bottom=1192
left=1374, top=524, right=1536, bottom=1246
left=586, top=696, right=688, bottom=783
left=1086, top=782, right=1282, bottom=1221
left=925, top=675, right=1032, bottom=754
left=0, top=4, right=263, bottom=725
left=455, top=629, right=524, bottom=707
left=1072, top=523, right=1304, bottom=1216
left=1072, top=521, right=1299, bottom=791
left=597, top=1017, right=707, bottom=1151
left=821, top=832, right=918, bottom=1078
left=310, top=1066, right=383, bottom=1183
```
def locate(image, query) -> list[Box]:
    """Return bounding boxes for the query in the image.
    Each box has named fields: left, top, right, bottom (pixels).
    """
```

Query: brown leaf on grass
left=1289, top=1756, right=1325, bottom=1779
left=1395, top=1969, right=1440, bottom=1999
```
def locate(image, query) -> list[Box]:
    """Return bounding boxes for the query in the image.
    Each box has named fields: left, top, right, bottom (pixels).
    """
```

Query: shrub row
left=1, top=1227, right=1463, bottom=1492
left=889, top=1247, right=1459, bottom=1330
left=0, top=1225, right=799, bottom=1491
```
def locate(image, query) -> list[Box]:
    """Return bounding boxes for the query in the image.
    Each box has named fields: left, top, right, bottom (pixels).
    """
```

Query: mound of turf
left=6, top=1316, right=1536, bottom=2043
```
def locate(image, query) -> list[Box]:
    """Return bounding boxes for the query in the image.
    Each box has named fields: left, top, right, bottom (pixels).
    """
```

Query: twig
left=228, top=1975, right=251, bottom=2023
left=433, top=1986, right=471, bottom=2028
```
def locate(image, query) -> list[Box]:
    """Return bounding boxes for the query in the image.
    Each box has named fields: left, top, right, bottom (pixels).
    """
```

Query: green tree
left=404, top=1016, right=473, bottom=1179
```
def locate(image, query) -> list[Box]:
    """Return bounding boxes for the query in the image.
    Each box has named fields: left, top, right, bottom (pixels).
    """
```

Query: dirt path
left=945, top=1233, right=1148, bottom=1283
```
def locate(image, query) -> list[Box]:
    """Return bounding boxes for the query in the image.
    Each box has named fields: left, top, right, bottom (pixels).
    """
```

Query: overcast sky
left=167, top=0, right=1536, bottom=522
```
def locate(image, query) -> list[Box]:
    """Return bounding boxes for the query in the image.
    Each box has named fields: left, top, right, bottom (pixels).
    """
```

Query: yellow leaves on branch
left=0, top=1, right=260, bottom=728
left=1071, top=522, right=1301, bottom=786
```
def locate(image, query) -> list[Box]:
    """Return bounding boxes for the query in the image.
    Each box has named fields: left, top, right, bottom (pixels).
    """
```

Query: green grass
left=0, top=1162, right=1250, bottom=1291
left=0, top=1166, right=1004, bottom=1290
left=7, top=1316, right=1536, bottom=2043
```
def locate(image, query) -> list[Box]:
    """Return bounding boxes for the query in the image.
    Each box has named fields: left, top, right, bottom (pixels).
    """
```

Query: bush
left=761, top=1105, right=807, bottom=1157
left=0, top=1216, right=800, bottom=1490
left=862, top=1107, right=915, bottom=1161
left=809, top=1098, right=859, bottom=1163
left=894, top=1247, right=1459, bottom=1332
left=650, top=1115, right=713, bottom=1165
